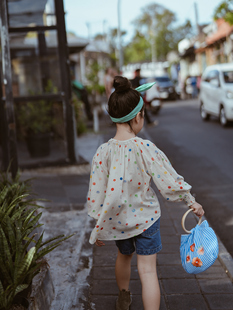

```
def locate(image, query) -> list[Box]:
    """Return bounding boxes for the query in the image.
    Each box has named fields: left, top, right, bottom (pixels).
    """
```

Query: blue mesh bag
left=180, top=209, right=219, bottom=274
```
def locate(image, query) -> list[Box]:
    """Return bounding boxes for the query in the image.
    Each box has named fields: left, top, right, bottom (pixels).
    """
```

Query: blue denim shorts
left=115, top=218, right=162, bottom=255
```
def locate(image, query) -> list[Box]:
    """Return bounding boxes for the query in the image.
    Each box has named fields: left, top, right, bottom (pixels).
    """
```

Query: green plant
left=72, top=94, right=87, bottom=136
left=16, top=80, right=58, bottom=136
left=0, top=170, right=74, bottom=309
left=17, top=100, right=54, bottom=135
left=86, top=84, right=105, bottom=95
left=86, top=60, right=105, bottom=95
left=214, top=0, right=233, bottom=25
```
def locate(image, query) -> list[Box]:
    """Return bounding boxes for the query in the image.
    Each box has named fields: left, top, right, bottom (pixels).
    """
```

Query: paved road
left=146, top=99, right=233, bottom=257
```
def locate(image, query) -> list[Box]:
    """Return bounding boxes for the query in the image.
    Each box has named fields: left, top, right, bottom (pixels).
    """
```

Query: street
left=146, top=98, right=233, bottom=257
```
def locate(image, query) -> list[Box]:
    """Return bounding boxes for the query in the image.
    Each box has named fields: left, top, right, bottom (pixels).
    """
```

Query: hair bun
left=113, top=76, right=131, bottom=93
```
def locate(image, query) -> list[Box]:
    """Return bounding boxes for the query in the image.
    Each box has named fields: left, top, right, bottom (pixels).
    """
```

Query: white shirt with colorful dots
left=87, top=137, right=195, bottom=244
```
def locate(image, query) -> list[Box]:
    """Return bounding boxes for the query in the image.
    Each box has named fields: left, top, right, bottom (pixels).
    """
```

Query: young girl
left=87, top=76, right=204, bottom=310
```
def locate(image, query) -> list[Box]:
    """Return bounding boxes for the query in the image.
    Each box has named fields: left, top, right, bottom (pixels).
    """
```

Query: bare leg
left=115, top=250, right=133, bottom=290
left=137, top=253, right=160, bottom=310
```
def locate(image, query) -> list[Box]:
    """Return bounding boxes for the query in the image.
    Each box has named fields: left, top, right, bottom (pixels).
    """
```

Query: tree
left=126, top=3, right=193, bottom=63
left=94, top=33, right=105, bottom=40
left=213, top=0, right=233, bottom=25
left=124, top=31, right=151, bottom=64
left=172, top=20, right=194, bottom=50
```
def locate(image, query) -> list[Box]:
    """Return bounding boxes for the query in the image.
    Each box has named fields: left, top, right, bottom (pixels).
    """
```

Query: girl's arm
left=145, top=144, right=204, bottom=215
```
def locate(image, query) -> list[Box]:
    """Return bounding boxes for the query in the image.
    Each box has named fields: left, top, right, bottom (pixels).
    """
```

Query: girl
left=87, top=76, right=204, bottom=310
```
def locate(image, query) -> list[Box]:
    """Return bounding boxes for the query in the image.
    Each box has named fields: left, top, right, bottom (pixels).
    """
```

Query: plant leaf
left=14, top=247, right=36, bottom=284
left=15, top=284, right=28, bottom=295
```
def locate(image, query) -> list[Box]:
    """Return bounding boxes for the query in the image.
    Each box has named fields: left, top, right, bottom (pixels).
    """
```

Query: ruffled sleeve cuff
left=183, top=192, right=195, bottom=207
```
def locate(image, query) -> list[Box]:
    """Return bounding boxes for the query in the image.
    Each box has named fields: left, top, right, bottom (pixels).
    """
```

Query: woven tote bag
left=180, top=209, right=219, bottom=274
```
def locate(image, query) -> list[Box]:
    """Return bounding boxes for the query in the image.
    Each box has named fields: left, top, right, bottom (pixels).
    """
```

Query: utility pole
left=103, top=19, right=107, bottom=41
left=194, top=2, right=200, bottom=36
left=86, top=22, right=91, bottom=40
left=117, top=0, right=124, bottom=72
left=151, top=18, right=157, bottom=63
left=0, top=0, right=18, bottom=178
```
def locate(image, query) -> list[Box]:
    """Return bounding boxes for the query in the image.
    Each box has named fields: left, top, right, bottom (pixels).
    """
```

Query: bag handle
left=181, top=209, right=202, bottom=234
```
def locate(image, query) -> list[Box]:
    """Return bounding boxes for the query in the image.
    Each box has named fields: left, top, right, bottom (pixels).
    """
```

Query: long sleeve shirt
left=87, top=137, right=195, bottom=244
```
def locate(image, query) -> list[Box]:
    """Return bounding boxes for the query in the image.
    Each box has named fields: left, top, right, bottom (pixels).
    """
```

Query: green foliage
left=16, top=80, right=58, bottom=136
left=86, top=84, right=105, bottom=95
left=0, top=171, right=74, bottom=309
left=124, top=31, right=151, bottom=64
left=17, top=100, right=54, bottom=135
left=86, top=60, right=102, bottom=93
left=72, top=94, right=87, bottom=136
left=124, top=3, right=194, bottom=63
left=213, top=0, right=233, bottom=25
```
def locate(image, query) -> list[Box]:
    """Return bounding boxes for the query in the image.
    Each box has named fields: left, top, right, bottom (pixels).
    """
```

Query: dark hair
left=108, top=76, right=143, bottom=124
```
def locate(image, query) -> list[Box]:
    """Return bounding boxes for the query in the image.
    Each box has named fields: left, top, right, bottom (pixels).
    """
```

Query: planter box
left=26, top=133, right=51, bottom=158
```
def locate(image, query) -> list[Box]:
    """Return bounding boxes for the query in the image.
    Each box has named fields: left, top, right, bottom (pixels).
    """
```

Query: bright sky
left=64, top=0, right=222, bottom=42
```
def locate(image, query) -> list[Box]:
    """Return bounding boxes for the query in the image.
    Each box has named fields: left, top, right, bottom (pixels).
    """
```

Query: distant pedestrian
left=191, top=76, right=198, bottom=98
left=87, top=76, right=204, bottom=310
left=197, top=75, right=201, bottom=94
left=104, top=67, right=114, bottom=99
left=131, top=69, right=156, bottom=126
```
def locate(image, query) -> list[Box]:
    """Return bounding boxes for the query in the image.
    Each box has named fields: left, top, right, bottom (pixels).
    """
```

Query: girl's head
left=108, top=76, right=144, bottom=134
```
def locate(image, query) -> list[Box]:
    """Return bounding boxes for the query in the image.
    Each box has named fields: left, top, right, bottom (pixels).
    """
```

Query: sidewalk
left=87, top=198, right=233, bottom=310
left=20, top=118, right=233, bottom=310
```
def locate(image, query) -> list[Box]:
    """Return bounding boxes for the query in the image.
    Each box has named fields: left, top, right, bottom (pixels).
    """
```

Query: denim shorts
left=115, top=218, right=162, bottom=255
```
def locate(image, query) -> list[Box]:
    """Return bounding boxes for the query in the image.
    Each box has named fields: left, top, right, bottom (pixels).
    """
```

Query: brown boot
left=116, top=289, right=132, bottom=310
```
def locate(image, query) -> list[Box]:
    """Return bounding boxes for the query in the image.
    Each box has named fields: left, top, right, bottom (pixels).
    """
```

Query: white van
left=199, top=63, right=233, bottom=126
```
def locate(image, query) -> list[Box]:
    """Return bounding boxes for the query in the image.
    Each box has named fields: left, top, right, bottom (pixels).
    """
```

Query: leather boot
left=116, top=289, right=132, bottom=310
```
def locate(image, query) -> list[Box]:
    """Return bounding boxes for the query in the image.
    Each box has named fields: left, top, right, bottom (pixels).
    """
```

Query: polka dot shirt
left=87, top=137, right=195, bottom=244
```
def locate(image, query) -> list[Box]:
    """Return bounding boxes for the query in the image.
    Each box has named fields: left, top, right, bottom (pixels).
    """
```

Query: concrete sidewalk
left=21, top=121, right=233, bottom=310
left=86, top=198, right=233, bottom=310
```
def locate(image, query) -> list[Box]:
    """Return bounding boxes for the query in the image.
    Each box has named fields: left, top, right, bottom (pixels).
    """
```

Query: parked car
left=144, top=76, right=177, bottom=114
left=154, top=76, right=177, bottom=99
left=199, top=63, right=233, bottom=127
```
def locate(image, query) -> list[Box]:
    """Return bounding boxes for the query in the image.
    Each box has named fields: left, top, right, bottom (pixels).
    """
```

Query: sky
left=64, top=0, right=223, bottom=42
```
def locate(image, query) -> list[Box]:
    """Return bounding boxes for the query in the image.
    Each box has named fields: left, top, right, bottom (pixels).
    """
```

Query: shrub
left=0, top=171, right=73, bottom=309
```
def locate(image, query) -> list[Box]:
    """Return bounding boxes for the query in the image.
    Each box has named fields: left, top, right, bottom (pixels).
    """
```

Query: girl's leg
left=137, top=253, right=160, bottom=310
left=115, top=249, right=133, bottom=290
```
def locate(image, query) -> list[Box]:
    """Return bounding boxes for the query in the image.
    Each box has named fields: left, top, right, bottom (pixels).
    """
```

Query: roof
left=85, top=40, right=110, bottom=54
left=10, top=32, right=88, bottom=55
left=206, top=19, right=233, bottom=45
left=8, top=0, right=47, bottom=27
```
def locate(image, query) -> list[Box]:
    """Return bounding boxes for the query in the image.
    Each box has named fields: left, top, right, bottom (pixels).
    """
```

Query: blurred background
left=1, top=0, right=233, bottom=171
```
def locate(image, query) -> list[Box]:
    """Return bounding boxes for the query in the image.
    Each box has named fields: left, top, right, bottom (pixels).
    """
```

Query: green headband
left=109, top=82, right=156, bottom=123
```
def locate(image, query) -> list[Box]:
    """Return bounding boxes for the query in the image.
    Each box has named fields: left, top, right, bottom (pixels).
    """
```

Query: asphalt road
left=146, top=99, right=233, bottom=257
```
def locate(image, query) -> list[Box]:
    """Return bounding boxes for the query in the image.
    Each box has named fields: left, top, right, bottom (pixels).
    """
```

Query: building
left=195, top=19, right=233, bottom=73
left=0, top=0, right=83, bottom=175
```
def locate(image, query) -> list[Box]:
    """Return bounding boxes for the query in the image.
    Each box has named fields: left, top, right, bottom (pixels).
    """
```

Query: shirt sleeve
left=87, top=148, right=108, bottom=220
left=144, top=143, right=195, bottom=207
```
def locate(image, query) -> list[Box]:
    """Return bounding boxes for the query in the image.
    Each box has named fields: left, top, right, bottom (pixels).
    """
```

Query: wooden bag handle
left=181, top=209, right=202, bottom=234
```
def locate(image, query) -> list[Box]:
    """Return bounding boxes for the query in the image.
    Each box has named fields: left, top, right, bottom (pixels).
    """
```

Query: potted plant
left=17, top=99, right=55, bottom=158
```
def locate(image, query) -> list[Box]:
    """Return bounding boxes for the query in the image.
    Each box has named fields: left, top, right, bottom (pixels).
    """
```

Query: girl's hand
left=95, top=239, right=105, bottom=247
left=190, top=202, right=204, bottom=218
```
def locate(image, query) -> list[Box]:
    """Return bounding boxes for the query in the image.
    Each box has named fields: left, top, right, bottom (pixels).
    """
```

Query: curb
left=217, top=234, right=233, bottom=282
left=29, top=265, right=55, bottom=310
